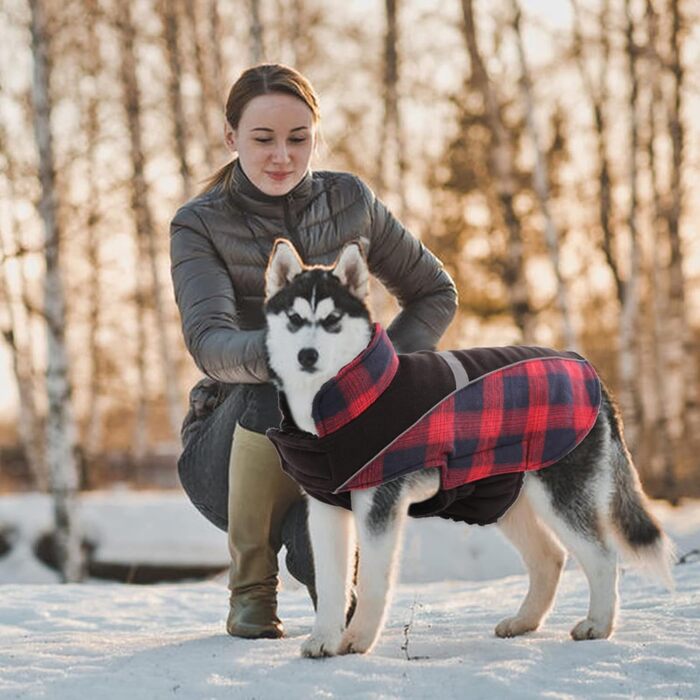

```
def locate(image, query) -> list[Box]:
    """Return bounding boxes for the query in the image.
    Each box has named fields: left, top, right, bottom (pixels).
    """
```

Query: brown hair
left=201, top=63, right=321, bottom=193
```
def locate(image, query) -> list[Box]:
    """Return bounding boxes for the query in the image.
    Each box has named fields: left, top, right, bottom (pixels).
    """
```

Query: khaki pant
left=227, top=422, right=303, bottom=595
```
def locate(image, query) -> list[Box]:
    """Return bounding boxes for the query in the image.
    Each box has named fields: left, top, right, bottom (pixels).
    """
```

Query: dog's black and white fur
left=264, top=239, right=675, bottom=658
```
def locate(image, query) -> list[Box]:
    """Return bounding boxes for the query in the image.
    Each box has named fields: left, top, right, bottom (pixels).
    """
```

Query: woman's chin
left=258, top=175, right=300, bottom=196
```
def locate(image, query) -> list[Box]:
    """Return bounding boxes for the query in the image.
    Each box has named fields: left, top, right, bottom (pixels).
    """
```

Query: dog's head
left=264, top=239, right=373, bottom=386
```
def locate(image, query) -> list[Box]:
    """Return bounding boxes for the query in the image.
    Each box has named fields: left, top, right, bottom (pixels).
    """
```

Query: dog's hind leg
left=301, top=498, right=355, bottom=658
left=526, top=476, right=619, bottom=640
left=495, top=489, right=567, bottom=638
left=339, top=471, right=439, bottom=655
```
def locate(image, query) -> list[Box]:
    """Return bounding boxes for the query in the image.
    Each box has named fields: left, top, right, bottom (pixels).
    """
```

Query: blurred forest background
left=1, top=0, right=699, bottom=511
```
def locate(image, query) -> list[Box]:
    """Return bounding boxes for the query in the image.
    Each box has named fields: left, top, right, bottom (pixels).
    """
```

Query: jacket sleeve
left=170, top=205, right=270, bottom=384
left=357, top=179, right=458, bottom=353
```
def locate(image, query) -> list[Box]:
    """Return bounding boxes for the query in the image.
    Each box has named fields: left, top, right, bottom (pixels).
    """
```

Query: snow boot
left=226, top=422, right=303, bottom=639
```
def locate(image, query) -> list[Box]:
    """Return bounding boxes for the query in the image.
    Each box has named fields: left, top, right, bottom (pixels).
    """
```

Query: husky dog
left=263, top=239, right=674, bottom=658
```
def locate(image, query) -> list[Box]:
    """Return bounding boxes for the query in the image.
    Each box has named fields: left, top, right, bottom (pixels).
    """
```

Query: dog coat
left=266, top=324, right=602, bottom=526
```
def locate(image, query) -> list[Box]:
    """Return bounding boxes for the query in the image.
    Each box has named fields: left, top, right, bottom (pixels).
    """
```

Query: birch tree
left=158, top=0, right=192, bottom=200
left=115, top=0, right=183, bottom=447
left=249, top=0, right=266, bottom=63
left=208, top=0, right=225, bottom=98
left=0, top=233, right=46, bottom=490
left=79, top=0, right=106, bottom=462
left=641, top=0, right=676, bottom=491
left=376, top=0, right=408, bottom=220
left=182, top=0, right=216, bottom=170
left=0, top=121, right=46, bottom=489
left=571, top=0, right=618, bottom=302
left=509, top=0, right=577, bottom=351
left=460, top=0, right=535, bottom=342
left=28, top=0, right=85, bottom=582
left=665, top=0, right=699, bottom=479
left=618, top=0, right=644, bottom=450
left=571, top=0, right=645, bottom=451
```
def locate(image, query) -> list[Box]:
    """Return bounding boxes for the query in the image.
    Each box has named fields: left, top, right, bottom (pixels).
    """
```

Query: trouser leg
left=226, top=422, right=303, bottom=638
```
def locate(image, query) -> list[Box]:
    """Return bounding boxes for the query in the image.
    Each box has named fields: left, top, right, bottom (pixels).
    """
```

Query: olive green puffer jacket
left=170, top=160, right=457, bottom=431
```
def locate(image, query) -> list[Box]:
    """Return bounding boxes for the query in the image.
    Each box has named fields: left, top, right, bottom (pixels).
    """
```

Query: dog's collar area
left=311, top=323, right=399, bottom=436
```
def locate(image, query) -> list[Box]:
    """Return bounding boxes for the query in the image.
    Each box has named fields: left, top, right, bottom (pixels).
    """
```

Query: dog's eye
left=287, top=313, right=305, bottom=328
left=321, top=312, right=343, bottom=330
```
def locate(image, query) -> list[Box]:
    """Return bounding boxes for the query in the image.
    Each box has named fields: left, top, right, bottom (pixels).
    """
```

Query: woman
left=170, top=64, right=457, bottom=640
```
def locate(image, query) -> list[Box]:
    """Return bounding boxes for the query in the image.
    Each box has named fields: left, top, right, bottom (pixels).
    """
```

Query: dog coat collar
left=311, top=323, right=398, bottom=436
left=267, top=326, right=602, bottom=523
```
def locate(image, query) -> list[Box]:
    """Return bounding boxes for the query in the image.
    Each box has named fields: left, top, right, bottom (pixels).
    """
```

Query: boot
left=226, top=589, right=283, bottom=639
left=227, top=422, right=303, bottom=639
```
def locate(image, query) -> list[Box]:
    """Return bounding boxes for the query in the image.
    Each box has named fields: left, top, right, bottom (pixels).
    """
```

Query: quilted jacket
left=170, top=160, right=457, bottom=386
left=267, top=325, right=602, bottom=526
left=170, top=161, right=456, bottom=527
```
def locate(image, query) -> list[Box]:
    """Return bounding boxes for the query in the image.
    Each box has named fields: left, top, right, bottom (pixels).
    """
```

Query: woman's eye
left=289, top=137, right=307, bottom=144
left=255, top=138, right=272, bottom=143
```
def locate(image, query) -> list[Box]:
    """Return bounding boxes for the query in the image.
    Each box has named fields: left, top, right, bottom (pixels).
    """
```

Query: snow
left=0, top=491, right=698, bottom=699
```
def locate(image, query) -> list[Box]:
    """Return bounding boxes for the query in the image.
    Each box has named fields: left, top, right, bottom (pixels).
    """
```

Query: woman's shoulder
left=170, top=185, right=232, bottom=233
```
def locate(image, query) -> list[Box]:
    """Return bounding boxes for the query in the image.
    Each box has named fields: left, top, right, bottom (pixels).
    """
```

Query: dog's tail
left=606, top=397, right=676, bottom=590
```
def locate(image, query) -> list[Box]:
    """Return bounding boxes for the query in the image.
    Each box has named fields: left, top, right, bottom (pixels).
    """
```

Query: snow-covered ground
left=0, top=491, right=698, bottom=699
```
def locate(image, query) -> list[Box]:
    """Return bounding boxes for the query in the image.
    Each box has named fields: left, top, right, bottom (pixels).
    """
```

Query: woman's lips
left=267, top=171, right=292, bottom=181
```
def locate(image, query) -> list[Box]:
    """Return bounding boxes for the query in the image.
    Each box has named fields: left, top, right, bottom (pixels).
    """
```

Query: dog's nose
left=298, top=348, right=319, bottom=369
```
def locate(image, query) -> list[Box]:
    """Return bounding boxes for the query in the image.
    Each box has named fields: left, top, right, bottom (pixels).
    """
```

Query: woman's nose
left=272, top=142, right=290, bottom=163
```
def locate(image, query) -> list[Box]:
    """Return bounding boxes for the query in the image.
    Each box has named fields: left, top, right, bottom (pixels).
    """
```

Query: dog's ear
left=333, top=242, right=368, bottom=300
left=266, top=239, right=304, bottom=299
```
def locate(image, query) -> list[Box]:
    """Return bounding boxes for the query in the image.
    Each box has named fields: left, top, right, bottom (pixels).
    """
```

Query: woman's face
left=225, top=93, right=316, bottom=196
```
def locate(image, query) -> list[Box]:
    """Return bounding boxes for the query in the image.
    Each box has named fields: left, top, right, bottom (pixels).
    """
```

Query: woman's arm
left=358, top=180, right=458, bottom=352
left=170, top=205, right=269, bottom=383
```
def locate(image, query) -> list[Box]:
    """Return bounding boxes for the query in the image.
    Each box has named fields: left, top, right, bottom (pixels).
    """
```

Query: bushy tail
left=609, top=437, right=676, bottom=590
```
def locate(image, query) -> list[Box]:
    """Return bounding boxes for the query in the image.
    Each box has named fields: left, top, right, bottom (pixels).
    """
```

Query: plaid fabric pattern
left=340, top=356, right=600, bottom=492
left=312, top=323, right=399, bottom=436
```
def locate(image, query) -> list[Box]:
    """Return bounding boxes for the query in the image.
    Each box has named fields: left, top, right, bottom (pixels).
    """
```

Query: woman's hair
left=201, top=63, right=321, bottom=193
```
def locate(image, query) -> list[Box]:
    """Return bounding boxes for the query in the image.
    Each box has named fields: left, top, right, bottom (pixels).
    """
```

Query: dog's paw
left=494, top=616, right=539, bottom=638
left=301, top=628, right=343, bottom=658
left=570, top=617, right=613, bottom=641
left=337, top=623, right=377, bottom=655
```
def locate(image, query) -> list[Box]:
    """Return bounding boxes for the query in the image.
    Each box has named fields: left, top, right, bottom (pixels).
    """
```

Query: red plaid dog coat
left=267, top=324, right=602, bottom=525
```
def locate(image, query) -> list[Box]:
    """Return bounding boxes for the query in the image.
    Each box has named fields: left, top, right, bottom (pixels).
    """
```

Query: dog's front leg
left=301, top=498, right=354, bottom=658
left=338, top=486, right=408, bottom=655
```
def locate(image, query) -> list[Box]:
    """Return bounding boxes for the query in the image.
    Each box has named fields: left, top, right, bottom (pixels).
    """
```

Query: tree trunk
left=618, top=0, right=644, bottom=453
left=510, top=0, right=577, bottom=351
left=28, top=0, right=85, bottom=582
left=208, top=0, right=224, bottom=99
left=157, top=0, right=192, bottom=200
left=573, top=0, right=645, bottom=460
left=81, top=0, right=105, bottom=464
left=207, top=0, right=225, bottom=166
left=0, top=125, right=47, bottom=490
left=571, top=0, right=623, bottom=303
left=642, top=0, right=676, bottom=492
left=665, top=0, right=698, bottom=483
left=249, top=0, right=266, bottom=63
left=0, top=234, right=46, bottom=490
left=116, top=0, right=183, bottom=445
left=133, top=247, right=150, bottom=468
left=460, top=0, right=535, bottom=343
left=376, top=0, right=408, bottom=220
left=182, top=0, right=216, bottom=170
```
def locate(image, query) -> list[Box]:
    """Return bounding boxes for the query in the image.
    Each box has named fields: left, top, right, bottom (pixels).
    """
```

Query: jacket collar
left=227, top=159, right=314, bottom=216
left=311, top=323, right=399, bottom=437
